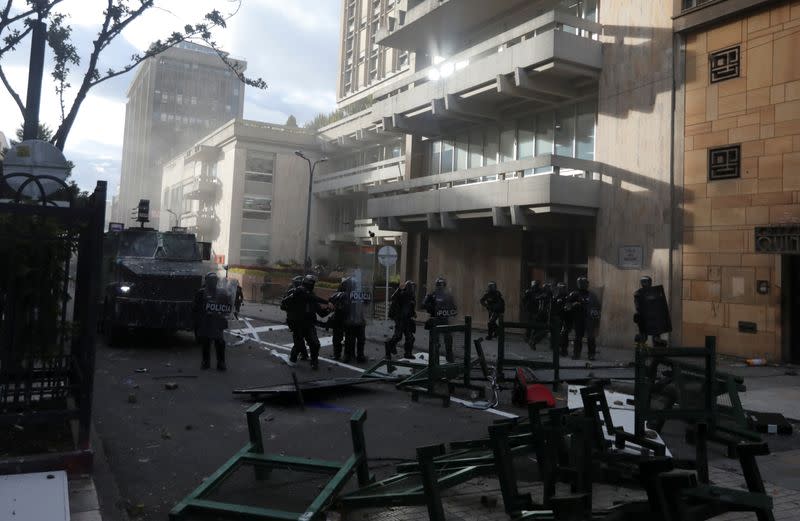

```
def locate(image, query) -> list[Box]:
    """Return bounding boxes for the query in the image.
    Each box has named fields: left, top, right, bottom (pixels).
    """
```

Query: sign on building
left=755, top=226, right=800, bottom=254
left=618, top=245, right=643, bottom=269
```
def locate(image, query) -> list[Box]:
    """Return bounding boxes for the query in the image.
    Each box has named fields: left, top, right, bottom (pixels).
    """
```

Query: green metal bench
left=169, top=403, right=372, bottom=521
left=497, top=317, right=561, bottom=390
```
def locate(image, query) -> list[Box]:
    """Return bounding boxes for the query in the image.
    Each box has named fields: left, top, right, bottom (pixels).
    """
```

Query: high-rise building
left=318, top=0, right=673, bottom=352
left=115, top=42, right=245, bottom=227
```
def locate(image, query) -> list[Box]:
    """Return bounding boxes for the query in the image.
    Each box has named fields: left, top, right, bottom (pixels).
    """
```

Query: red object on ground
left=513, top=367, right=555, bottom=407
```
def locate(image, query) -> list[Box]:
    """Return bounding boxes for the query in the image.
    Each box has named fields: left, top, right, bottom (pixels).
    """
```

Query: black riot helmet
left=291, top=275, right=303, bottom=288
left=204, top=272, right=219, bottom=292
left=640, top=275, right=653, bottom=289
left=577, top=276, right=589, bottom=291
left=488, top=281, right=497, bottom=292
left=338, top=277, right=350, bottom=292
left=403, top=280, right=416, bottom=294
left=555, top=282, right=567, bottom=297
left=302, top=274, right=317, bottom=291
left=531, top=280, right=541, bottom=290
left=435, top=276, right=447, bottom=289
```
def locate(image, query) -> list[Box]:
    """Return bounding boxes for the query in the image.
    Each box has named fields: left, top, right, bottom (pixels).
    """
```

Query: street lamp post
left=295, top=151, right=328, bottom=273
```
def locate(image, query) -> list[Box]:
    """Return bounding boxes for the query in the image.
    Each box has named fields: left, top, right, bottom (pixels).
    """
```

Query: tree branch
left=0, top=63, right=24, bottom=116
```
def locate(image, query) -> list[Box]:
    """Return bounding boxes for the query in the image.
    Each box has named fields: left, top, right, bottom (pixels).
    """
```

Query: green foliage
left=305, top=95, right=374, bottom=131
left=0, top=1, right=267, bottom=150
left=14, top=123, right=54, bottom=143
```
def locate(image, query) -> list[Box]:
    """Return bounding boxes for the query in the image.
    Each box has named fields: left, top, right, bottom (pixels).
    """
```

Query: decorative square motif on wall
left=709, top=46, right=740, bottom=83
left=708, top=145, right=740, bottom=181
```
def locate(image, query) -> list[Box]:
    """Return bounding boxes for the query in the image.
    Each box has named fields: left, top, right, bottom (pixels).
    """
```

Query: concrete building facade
left=320, top=0, right=676, bottom=349
left=160, top=120, right=318, bottom=266
left=115, top=42, right=246, bottom=228
left=675, top=0, right=800, bottom=361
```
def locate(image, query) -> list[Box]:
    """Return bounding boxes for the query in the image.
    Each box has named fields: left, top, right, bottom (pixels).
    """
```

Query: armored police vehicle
left=100, top=201, right=212, bottom=343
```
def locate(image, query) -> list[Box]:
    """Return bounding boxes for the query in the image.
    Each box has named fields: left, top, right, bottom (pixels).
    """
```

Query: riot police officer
left=194, top=272, right=232, bottom=371
left=633, top=275, right=670, bottom=347
left=327, top=278, right=349, bottom=361
left=234, top=283, right=244, bottom=319
left=385, top=280, right=417, bottom=359
left=342, top=277, right=371, bottom=363
left=479, top=281, right=505, bottom=340
left=280, top=275, right=308, bottom=361
left=282, top=275, right=330, bottom=368
left=529, top=282, right=553, bottom=349
left=564, top=276, right=601, bottom=360
left=553, top=282, right=571, bottom=357
left=422, top=276, right=458, bottom=361
left=521, top=280, right=541, bottom=342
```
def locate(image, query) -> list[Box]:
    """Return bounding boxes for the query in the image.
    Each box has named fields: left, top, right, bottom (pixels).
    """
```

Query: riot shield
left=345, top=269, right=372, bottom=326
left=637, top=284, right=672, bottom=336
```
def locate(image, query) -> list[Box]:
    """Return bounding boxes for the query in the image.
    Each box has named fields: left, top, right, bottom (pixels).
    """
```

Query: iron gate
left=0, top=173, right=106, bottom=473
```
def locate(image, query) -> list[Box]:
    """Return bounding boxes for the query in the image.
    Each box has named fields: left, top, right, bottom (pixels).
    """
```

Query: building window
left=160, top=113, right=167, bottom=122
left=161, top=92, right=168, bottom=103
left=708, top=145, right=741, bottom=181
left=683, top=0, right=716, bottom=10
left=709, top=46, right=740, bottom=83
left=241, top=234, right=270, bottom=251
left=176, top=94, right=182, bottom=104
left=576, top=100, right=596, bottom=160
left=555, top=106, right=576, bottom=157
left=246, top=152, right=275, bottom=174
left=191, top=96, right=197, bottom=105
left=500, top=121, right=516, bottom=163
left=243, top=197, right=272, bottom=218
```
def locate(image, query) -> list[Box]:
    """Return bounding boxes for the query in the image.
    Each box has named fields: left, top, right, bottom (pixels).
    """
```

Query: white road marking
left=233, top=322, right=519, bottom=419
left=228, top=324, right=290, bottom=335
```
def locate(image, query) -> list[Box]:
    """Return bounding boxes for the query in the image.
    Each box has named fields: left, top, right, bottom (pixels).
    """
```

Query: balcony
left=182, top=210, right=220, bottom=238
left=373, top=9, right=601, bottom=136
left=314, top=156, right=406, bottom=197
left=367, top=154, right=602, bottom=231
left=378, top=0, right=532, bottom=53
left=183, top=176, right=222, bottom=200
left=184, top=145, right=220, bottom=164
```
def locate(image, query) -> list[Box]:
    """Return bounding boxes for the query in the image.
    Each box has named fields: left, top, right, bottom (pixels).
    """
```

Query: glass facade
left=424, top=100, right=596, bottom=177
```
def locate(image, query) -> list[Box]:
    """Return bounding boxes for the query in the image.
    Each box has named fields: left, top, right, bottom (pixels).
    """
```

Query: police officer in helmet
left=280, top=275, right=309, bottom=361
left=422, top=276, right=458, bottom=362
left=327, top=277, right=349, bottom=361
left=385, top=280, right=417, bottom=359
left=284, top=274, right=330, bottom=369
left=633, top=275, right=670, bottom=347
left=564, top=276, right=601, bottom=360
left=479, top=281, right=505, bottom=340
left=193, top=272, right=232, bottom=371
left=342, top=275, right=370, bottom=363
left=522, top=280, right=540, bottom=342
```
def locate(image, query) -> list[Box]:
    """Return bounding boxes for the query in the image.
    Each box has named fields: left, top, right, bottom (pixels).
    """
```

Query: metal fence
left=0, top=176, right=106, bottom=474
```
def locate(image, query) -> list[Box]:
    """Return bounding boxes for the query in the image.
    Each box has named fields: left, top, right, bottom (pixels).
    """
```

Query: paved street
left=91, top=304, right=800, bottom=521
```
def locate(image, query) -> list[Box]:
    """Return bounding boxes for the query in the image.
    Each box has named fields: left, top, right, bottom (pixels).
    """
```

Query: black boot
left=403, top=348, right=415, bottom=359
left=216, top=342, right=227, bottom=371
left=201, top=341, right=211, bottom=369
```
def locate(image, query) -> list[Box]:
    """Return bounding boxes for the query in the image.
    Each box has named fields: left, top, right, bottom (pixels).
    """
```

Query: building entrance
left=524, top=229, right=589, bottom=290
left=782, top=255, right=800, bottom=362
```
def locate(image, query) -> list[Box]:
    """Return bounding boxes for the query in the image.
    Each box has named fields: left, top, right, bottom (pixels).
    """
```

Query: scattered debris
left=164, top=382, right=179, bottom=390
left=161, top=429, right=172, bottom=440
left=152, top=375, right=197, bottom=380
left=138, top=458, right=149, bottom=463
left=127, top=393, right=137, bottom=404
left=748, top=411, right=793, bottom=435
left=233, top=376, right=387, bottom=400
left=134, top=368, right=149, bottom=373
left=185, top=425, right=193, bottom=431
left=480, top=495, right=498, bottom=508
left=786, top=370, right=798, bottom=376
left=746, top=358, right=767, bottom=366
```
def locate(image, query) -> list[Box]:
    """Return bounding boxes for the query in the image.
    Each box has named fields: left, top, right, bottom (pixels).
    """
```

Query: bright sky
left=0, top=0, right=340, bottom=198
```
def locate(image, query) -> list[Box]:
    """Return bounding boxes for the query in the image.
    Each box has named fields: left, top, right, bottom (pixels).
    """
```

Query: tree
left=0, top=0, right=267, bottom=151
left=285, top=114, right=298, bottom=128
left=14, top=122, right=53, bottom=143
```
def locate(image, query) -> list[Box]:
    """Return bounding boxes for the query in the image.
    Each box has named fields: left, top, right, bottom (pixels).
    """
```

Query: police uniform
left=284, top=275, right=329, bottom=369
left=521, top=281, right=540, bottom=342
left=193, top=272, right=232, bottom=371
left=553, top=283, right=571, bottom=356
left=479, top=282, right=505, bottom=340
left=327, top=279, right=348, bottom=360
left=385, top=281, right=417, bottom=359
left=422, top=277, right=458, bottom=362
left=563, top=277, right=601, bottom=360
left=342, top=278, right=371, bottom=363
left=633, top=276, right=671, bottom=347
left=529, top=283, right=553, bottom=349
left=280, top=276, right=308, bottom=361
